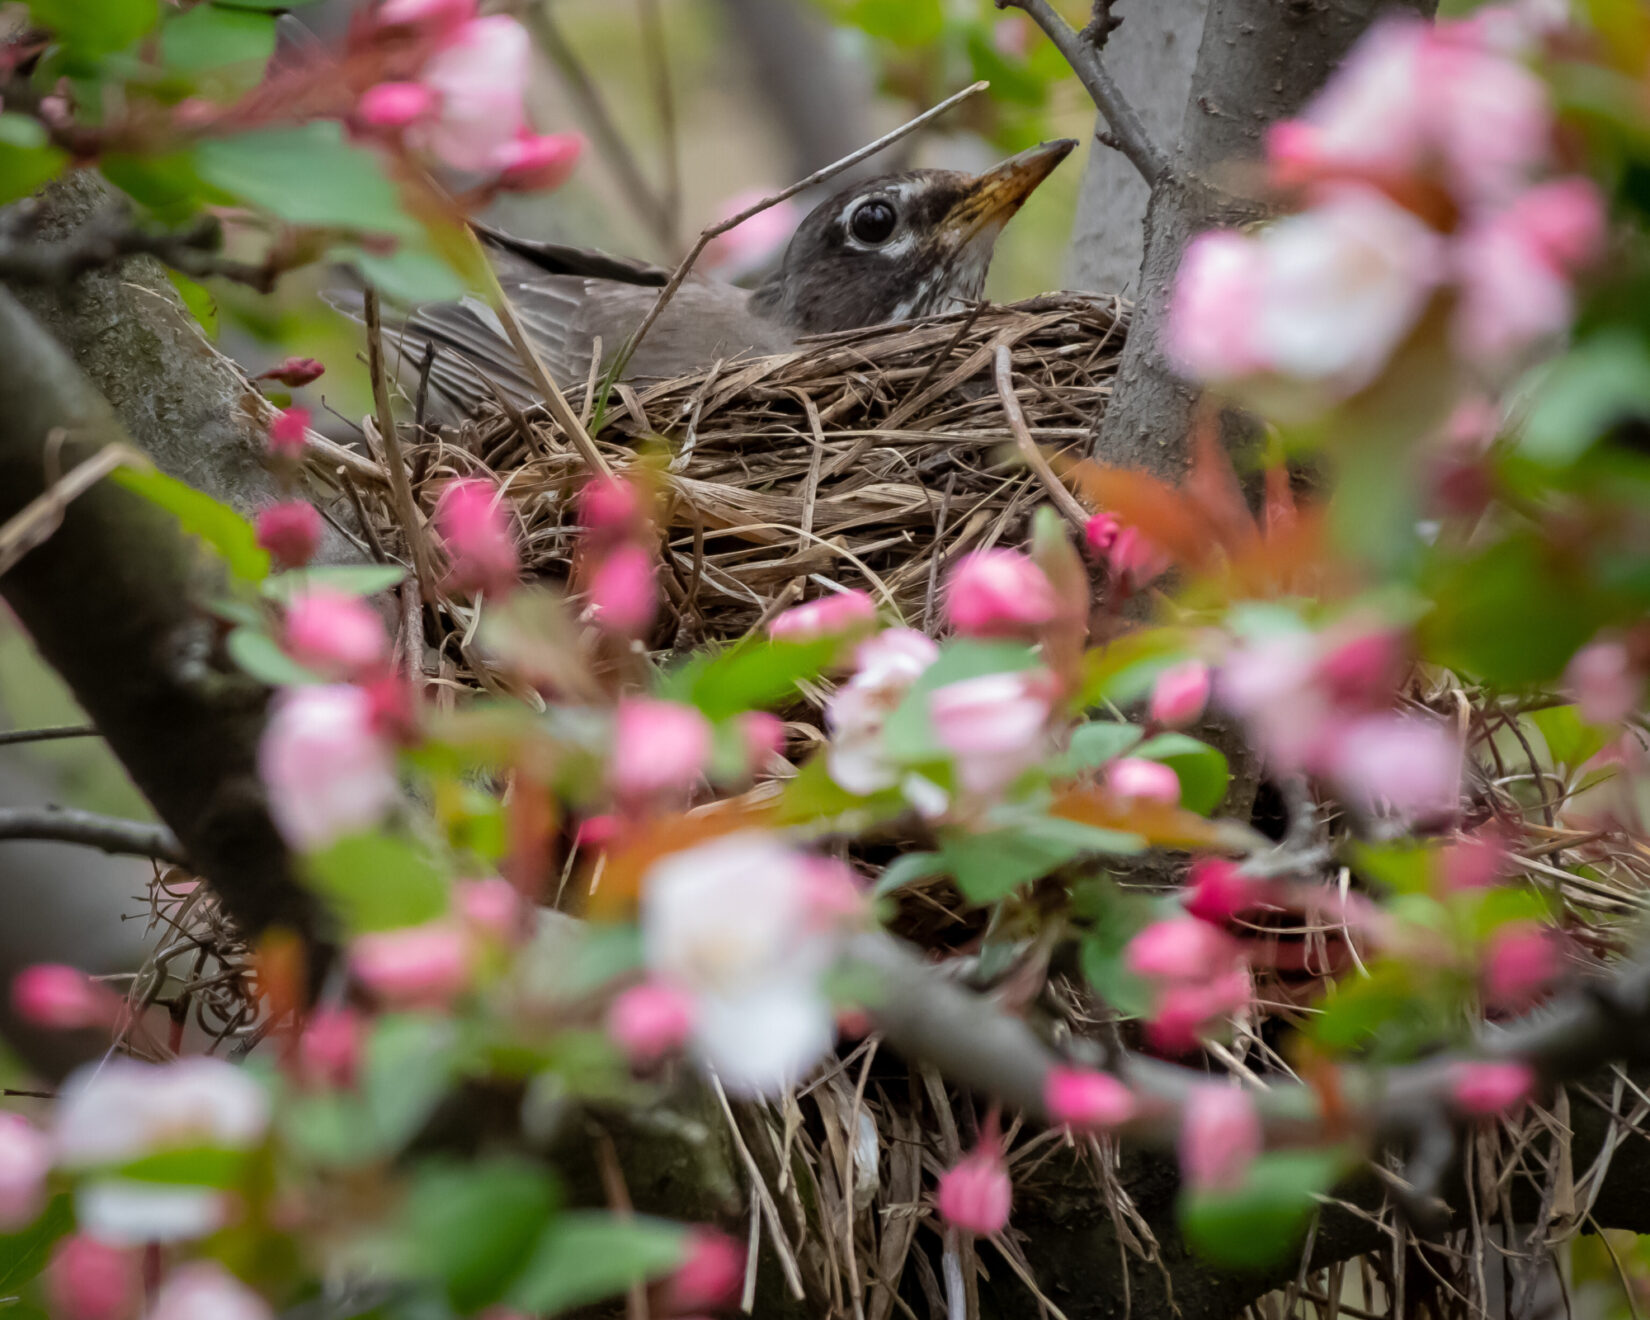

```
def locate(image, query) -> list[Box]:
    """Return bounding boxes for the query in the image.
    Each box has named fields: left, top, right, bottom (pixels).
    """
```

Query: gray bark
left=1094, top=0, right=1438, bottom=480
left=1064, top=0, right=1208, bottom=295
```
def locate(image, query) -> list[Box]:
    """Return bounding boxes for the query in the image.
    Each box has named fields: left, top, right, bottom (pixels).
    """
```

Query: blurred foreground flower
left=935, top=1143, right=1012, bottom=1235
left=1179, top=1086, right=1261, bottom=1192
left=259, top=684, right=400, bottom=850
left=434, top=478, right=519, bottom=598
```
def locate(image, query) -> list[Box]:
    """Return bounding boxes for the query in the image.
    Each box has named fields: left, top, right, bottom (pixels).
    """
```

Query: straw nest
left=336, top=291, right=1126, bottom=663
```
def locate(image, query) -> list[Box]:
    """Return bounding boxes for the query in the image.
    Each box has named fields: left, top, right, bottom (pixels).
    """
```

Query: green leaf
left=1077, top=629, right=1191, bottom=708
left=1527, top=704, right=1611, bottom=771
left=405, top=1159, right=560, bottom=1313
left=112, top=465, right=270, bottom=581
left=262, top=564, right=406, bottom=602
left=0, top=115, right=67, bottom=207
left=882, top=639, right=1041, bottom=763
left=117, top=1145, right=254, bottom=1187
left=1060, top=720, right=1144, bottom=773
left=161, top=4, right=276, bottom=78
left=304, top=834, right=448, bottom=934
left=1348, top=840, right=1437, bottom=896
left=226, top=628, right=324, bottom=687
left=26, top=0, right=159, bottom=56
left=1134, top=733, right=1230, bottom=816
left=168, top=270, right=219, bottom=338
left=0, top=1195, right=72, bottom=1294
left=1520, top=331, right=1650, bottom=467
left=1179, top=1150, right=1346, bottom=1272
left=660, top=635, right=841, bottom=721
left=195, top=122, right=419, bottom=239
left=1077, top=879, right=1157, bottom=1018
left=775, top=754, right=909, bottom=827
left=1307, top=963, right=1433, bottom=1055
left=938, top=815, right=1142, bottom=905
left=507, top=1213, right=686, bottom=1315
left=350, top=243, right=473, bottom=304
left=212, top=0, right=323, bottom=9
left=99, top=151, right=227, bottom=225
left=873, top=851, right=945, bottom=897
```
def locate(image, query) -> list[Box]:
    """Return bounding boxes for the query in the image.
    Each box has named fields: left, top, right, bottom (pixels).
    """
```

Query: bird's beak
left=945, top=138, right=1078, bottom=244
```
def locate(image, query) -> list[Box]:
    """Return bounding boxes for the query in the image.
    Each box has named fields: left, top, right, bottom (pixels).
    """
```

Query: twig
left=612, top=81, right=991, bottom=383
left=0, top=723, right=98, bottom=747
left=994, top=0, right=1169, bottom=184
left=0, top=806, right=186, bottom=864
left=993, top=341, right=1090, bottom=531
left=362, top=289, right=439, bottom=600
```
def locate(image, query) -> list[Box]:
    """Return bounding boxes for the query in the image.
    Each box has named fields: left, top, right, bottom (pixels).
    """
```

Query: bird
left=355, top=138, right=1077, bottom=420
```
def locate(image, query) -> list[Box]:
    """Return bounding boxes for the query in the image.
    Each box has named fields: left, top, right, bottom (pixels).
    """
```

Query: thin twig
left=0, top=723, right=98, bottom=747
left=612, top=81, right=991, bottom=383
left=362, top=289, right=439, bottom=600
left=0, top=806, right=186, bottom=864
left=993, top=342, right=1090, bottom=531
left=637, top=0, right=682, bottom=252
left=995, top=0, right=1169, bottom=184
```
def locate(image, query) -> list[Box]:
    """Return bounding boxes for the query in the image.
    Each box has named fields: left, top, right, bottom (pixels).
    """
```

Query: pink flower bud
left=0, top=1113, right=49, bottom=1230
left=350, top=923, right=471, bottom=1009
left=929, top=669, right=1052, bottom=797
left=1514, top=176, right=1606, bottom=272
left=737, top=711, right=786, bottom=768
left=283, top=589, right=389, bottom=678
left=768, top=590, right=877, bottom=644
left=609, top=698, right=711, bottom=802
left=607, top=981, right=695, bottom=1064
left=1107, top=526, right=1169, bottom=588
left=943, top=549, right=1058, bottom=638
left=150, top=1262, right=272, bottom=1320
left=267, top=406, right=310, bottom=459
left=1182, top=857, right=1259, bottom=925
left=575, top=814, right=618, bottom=849
left=1567, top=639, right=1642, bottom=726
left=1146, top=968, right=1252, bottom=1054
left=1126, top=918, right=1240, bottom=983
left=1045, top=1066, right=1136, bottom=1131
left=935, top=1146, right=1012, bottom=1236
left=578, top=474, right=642, bottom=533
left=255, top=356, right=326, bottom=388
left=1179, top=1086, right=1260, bottom=1192
left=434, top=478, right=519, bottom=598
left=361, top=671, right=419, bottom=744
left=255, top=502, right=324, bottom=570
left=12, top=963, right=118, bottom=1030
left=665, top=1228, right=745, bottom=1312
left=585, top=544, right=658, bottom=637
left=1149, top=660, right=1210, bottom=727
left=358, top=81, right=439, bottom=130
left=1483, top=922, right=1559, bottom=1009
left=46, top=1235, right=139, bottom=1320
left=1317, top=630, right=1404, bottom=707
left=1451, top=1060, right=1535, bottom=1116
left=297, top=1006, right=362, bottom=1089
left=376, top=0, right=476, bottom=34
left=1105, top=757, right=1181, bottom=805
left=456, top=876, right=523, bottom=943
left=492, top=131, right=583, bottom=192
left=1084, top=513, right=1120, bottom=556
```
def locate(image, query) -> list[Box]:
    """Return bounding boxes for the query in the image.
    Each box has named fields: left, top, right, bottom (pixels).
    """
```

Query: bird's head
left=750, top=138, right=1077, bottom=335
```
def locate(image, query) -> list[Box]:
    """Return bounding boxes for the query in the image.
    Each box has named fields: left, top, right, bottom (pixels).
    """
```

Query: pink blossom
left=826, top=628, right=939, bottom=795
left=0, top=1113, right=49, bottom=1230
left=800, top=857, right=867, bottom=928
left=362, top=671, right=419, bottom=744
left=415, top=16, right=532, bottom=172
left=585, top=544, right=658, bottom=637
left=1183, top=857, right=1266, bottom=925
left=577, top=474, right=642, bottom=534
left=935, top=1146, right=1012, bottom=1235
left=296, top=1006, right=362, bottom=1088
left=46, top=1236, right=138, bottom=1320
left=1109, top=526, right=1170, bottom=588
left=1106, top=757, right=1182, bottom=805
left=283, top=588, right=388, bottom=678
left=376, top=0, right=475, bottom=34
left=434, top=477, right=519, bottom=598
left=54, top=1058, right=271, bottom=1169
left=1451, top=1060, right=1535, bottom=1115
left=1150, top=661, right=1211, bottom=727
left=1329, top=714, right=1462, bottom=822
left=255, top=501, right=323, bottom=570
left=1483, top=922, right=1559, bottom=1009
left=350, top=922, right=471, bottom=1008
left=1179, top=1086, right=1261, bottom=1192
left=1126, top=918, right=1240, bottom=983
left=1441, top=828, right=1508, bottom=891
left=259, top=685, right=400, bottom=849
left=1454, top=177, right=1606, bottom=365
left=607, top=981, right=695, bottom=1063
left=943, top=549, right=1059, bottom=638
left=1084, top=512, right=1120, bottom=556
left=929, top=669, right=1052, bottom=796
left=12, top=963, right=118, bottom=1030
left=610, top=698, right=712, bottom=802
left=267, top=406, right=309, bottom=458
left=358, top=81, right=438, bottom=130
left=1317, top=630, right=1404, bottom=707
left=768, top=590, right=877, bottom=643
left=150, top=1263, right=272, bottom=1320
left=1045, top=1066, right=1136, bottom=1131
left=738, top=711, right=786, bottom=768
left=1147, top=968, right=1253, bottom=1054
left=1166, top=231, right=1267, bottom=381
left=1567, top=639, right=1642, bottom=726
left=666, top=1228, right=745, bottom=1312
left=493, top=131, right=583, bottom=191
left=456, top=876, right=523, bottom=942
left=256, top=356, right=325, bottom=387
left=702, top=190, right=802, bottom=280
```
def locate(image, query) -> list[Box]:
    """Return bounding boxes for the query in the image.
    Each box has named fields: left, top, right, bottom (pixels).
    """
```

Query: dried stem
left=363, top=289, right=440, bottom=599
left=0, top=806, right=185, bottom=863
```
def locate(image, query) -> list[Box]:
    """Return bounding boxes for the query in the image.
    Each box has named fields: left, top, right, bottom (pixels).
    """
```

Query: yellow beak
left=946, top=139, right=1078, bottom=242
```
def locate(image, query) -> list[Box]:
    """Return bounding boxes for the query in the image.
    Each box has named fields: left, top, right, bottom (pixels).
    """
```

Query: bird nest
left=326, top=292, right=1126, bottom=670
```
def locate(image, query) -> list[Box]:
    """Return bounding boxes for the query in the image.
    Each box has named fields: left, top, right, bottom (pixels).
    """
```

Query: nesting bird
left=362, top=138, right=1076, bottom=419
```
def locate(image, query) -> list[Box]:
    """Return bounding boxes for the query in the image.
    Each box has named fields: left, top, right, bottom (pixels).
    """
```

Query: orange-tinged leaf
left=1065, top=462, right=1217, bottom=570
left=581, top=801, right=776, bottom=920
left=1050, top=786, right=1240, bottom=850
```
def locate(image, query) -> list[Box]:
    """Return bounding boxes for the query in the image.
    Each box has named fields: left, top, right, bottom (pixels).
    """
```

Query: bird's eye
left=849, top=199, right=898, bottom=245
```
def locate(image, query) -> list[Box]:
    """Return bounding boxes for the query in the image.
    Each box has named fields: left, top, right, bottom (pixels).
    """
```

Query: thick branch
left=0, top=807, right=186, bottom=864
left=0, top=283, right=325, bottom=950
left=997, top=0, right=1169, bottom=185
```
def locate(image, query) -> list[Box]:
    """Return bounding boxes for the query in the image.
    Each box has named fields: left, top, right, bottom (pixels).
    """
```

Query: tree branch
left=995, top=0, right=1170, bottom=185
left=0, top=806, right=186, bottom=864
